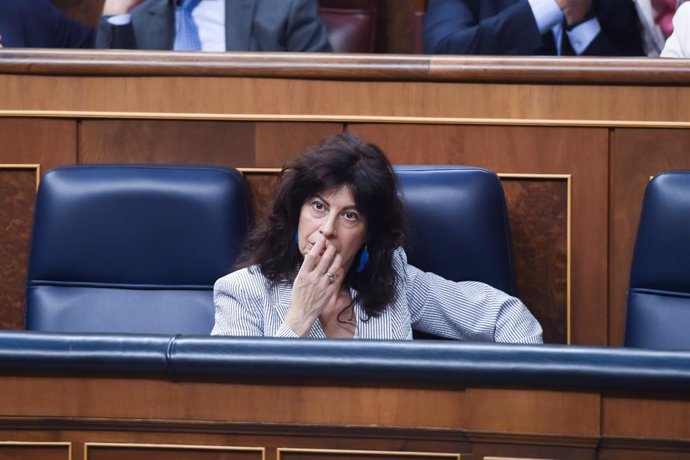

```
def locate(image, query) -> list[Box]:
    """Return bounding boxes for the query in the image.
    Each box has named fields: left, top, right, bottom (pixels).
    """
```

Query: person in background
left=423, top=0, right=644, bottom=56
left=661, top=0, right=690, bottom=56
left=212, top=132, right=543, bottom=343
left=96, top=0, right=331, bottom=52
left=0, top=0, right=94, bottom=48
left=634, top=0, right=675, bottom=56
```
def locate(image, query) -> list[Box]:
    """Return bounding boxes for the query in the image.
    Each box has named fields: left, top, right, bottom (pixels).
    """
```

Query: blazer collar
left=141, top=0, right=174, bottom=49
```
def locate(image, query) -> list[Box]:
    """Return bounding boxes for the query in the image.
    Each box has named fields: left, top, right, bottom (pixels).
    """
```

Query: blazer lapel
left=142, top=0, right=175, bottom=50
left=225, top=0, right=255, bottom=51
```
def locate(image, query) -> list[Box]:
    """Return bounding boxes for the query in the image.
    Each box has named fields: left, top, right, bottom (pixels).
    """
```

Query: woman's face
left=297, top=185, right=368, bottom=274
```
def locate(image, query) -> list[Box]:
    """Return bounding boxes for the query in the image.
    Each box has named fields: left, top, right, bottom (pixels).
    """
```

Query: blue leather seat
left=626, top=171, right=690, bottom=350
left=395, top=166, right=514, bottom=293
left=395, top=166, right=514, bottom=339
left=26, top=165, right=252, bottom=335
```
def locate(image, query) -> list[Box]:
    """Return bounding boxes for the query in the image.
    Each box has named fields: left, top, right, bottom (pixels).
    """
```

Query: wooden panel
left=278, top=448, right=464, bottom=460
left=0, top=168, right=36, bottom=330
left=243, top=172, right=281, bottom=226
left=464, top=389, right=600, bottom=436
left=503, top=178, right=568, bottom=344
left=0, top=118, right=76, bottom=172
left=5, top=74, right=690, bottom=125
left=254, top=123, right=343, bottom=167
left=86, top=443, right=262, bottom=460
left=0, top=118, right=76, bottom=330
left=603, top=394, right=690, bottom=439
left=478, top=446, right=594, bottom=460
left=78, top=120, right=255, bottom=167
left=609, top=129, right=690, bottom=346
left=0, top=376, right=467, bottom=429
left=0, top=442, right=70, bottom=460
left=348, top=124, right=607, bottom=345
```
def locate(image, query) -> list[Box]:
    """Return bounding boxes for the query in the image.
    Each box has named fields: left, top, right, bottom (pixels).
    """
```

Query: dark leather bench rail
left=3, top=331, right=690, bottom=392
left=0, top=331, right=171, bottom=373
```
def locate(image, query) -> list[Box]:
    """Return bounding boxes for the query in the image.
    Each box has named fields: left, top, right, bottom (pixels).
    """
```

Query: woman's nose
left=319, top=216, right=337, bottom=237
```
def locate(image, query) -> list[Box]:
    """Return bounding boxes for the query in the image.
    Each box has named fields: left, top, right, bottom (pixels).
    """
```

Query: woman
left=212, top=133, right=543, bottom=343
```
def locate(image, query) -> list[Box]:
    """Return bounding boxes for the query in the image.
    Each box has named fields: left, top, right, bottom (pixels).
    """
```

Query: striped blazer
left=212, top=248, right=543, bottom=343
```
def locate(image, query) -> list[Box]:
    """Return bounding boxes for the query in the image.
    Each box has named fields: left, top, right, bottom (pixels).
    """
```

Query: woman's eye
left=343, top=211, right=360, bottom=221
left=312, top=201, right=326, bottom=211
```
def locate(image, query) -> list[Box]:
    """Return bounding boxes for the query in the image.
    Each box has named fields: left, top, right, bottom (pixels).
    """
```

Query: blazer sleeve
left=423, top=0, right=545, bottom=55
left=400, top=253, right=544, bottom=344
left=212, top=268, right=299, bottom=337
left=284, top=0, right=333, bottom=51
left=48, top=3, right=95, bottom=48
left=95, top=16, right=137, bottom=49
left=582, top=0, right=644, bottom=56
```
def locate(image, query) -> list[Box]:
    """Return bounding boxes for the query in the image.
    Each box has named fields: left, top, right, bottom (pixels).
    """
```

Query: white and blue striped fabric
left=212, top=248, right=543, bottom=344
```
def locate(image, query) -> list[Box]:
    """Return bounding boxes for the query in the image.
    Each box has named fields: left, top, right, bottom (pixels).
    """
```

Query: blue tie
left=173, top=0, right=203, bottom=51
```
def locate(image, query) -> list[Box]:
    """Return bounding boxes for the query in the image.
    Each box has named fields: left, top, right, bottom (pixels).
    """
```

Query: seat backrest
left=626, top=171, right=690, bottom=350
left=26, top=165, right=252, bottom=335
left=319, top=0, right=377, bottom=53
left=395, top=166, right=515, bottom=295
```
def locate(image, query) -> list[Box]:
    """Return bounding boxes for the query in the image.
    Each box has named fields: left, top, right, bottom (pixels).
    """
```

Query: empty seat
left=26, top=165, right=252, bottom=334
left=626, top=171, right=690, bottom=350
left=320, top=0, right=378, bottom=52
left=395, top=166, right=515, bottom=339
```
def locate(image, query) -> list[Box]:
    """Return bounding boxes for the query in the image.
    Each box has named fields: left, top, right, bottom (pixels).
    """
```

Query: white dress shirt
left=108, top=0, right=226, bottom=51
left=528, top=0, right=602, bottom=54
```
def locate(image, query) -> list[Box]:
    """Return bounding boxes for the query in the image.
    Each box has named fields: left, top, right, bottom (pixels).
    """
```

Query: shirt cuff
left=566, top=17, right=601, bottom=55
left=527, top=0, right=564, bottom=34
left=107, top=14, right=132, bottom=26
left=277, top=323, right=300, bottom=338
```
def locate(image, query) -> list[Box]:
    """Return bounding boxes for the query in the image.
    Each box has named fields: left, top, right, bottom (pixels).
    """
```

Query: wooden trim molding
left=84, top=442, right=265, bottom=460
left=0, top=441, right=72, bottom=459
left=277, top=447, right=466, bottom=459
left=4, top=111, right=690, bottom=129
left=2, top=50, right=690, bottom=84
left=0, top=164, right=41, bottom=190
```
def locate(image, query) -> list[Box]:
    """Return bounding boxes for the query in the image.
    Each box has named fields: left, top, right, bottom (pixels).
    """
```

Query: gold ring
left=325, top=272, right=337, bottom=283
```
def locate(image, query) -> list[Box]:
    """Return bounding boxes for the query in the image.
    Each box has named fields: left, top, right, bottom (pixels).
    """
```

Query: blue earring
left=294, top=233, right=299, bottom=246
left=356, top=245, right=369, bottom=273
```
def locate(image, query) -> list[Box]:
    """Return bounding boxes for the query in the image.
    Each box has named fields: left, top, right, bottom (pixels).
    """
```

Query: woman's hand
left=285, top=236, right=343, bottom=337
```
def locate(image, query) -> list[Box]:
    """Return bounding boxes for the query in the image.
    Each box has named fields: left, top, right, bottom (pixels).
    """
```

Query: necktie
left=173, top=0, right=203, bottom=51
left=560, top=22, right=575, bottom=56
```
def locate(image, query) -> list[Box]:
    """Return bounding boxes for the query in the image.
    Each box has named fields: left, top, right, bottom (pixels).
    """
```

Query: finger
left=302, top=237, right=326, bottom=272
left=314, top=244, right=337, bottom=278
left=324, top=253, right=344, bottom=287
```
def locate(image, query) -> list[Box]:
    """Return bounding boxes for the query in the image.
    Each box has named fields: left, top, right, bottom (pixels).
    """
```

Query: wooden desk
left=2, top=50, right=690, bottom=345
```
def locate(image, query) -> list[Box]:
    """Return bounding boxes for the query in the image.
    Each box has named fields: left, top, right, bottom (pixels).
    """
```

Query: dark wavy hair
left=237, top=132, right=405, bottom=318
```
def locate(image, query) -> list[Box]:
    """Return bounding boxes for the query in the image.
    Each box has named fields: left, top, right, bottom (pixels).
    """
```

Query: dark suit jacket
left=96, top=0, right=331, bottom=51
left=0, top=0, right=94, bottom=48
left=424, top=0, right=644, bottom=56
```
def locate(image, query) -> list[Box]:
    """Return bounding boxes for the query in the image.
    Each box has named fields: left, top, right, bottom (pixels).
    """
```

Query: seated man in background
left=0, top=0, right=94, bottom=48
left=96, top=0, right=332, bottom=51
left=424, top=0, right=644, bottom=56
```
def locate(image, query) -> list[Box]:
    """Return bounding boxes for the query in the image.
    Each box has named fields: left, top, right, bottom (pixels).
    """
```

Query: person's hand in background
left=557, top=0, right=594, bottom=25
left=102, top=0, right=145, bottom=16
